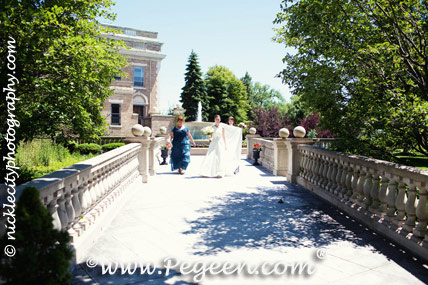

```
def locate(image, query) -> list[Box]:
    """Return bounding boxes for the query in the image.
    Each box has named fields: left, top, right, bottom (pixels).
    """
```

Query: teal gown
left=170, top=126, right=191, bottom=171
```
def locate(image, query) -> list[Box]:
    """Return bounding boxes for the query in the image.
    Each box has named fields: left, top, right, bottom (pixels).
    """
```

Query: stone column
left=285, top=138, right=315, bottom=183
left=273, top=138, right=288, bottom=176
left=124, top=136, right=151, bottom=183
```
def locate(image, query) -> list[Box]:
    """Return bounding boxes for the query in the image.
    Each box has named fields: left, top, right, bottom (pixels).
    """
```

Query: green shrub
left=77, top=143, right=102, bottom=154
left=16, top=139, right=71, bottom=168
left=0, top=186, right=73, bottom=284
left=65, top=141, right=79, bottom=152
left=15, top=140, right=98, bottom=184
left=102, top=142, right=125, bottom=152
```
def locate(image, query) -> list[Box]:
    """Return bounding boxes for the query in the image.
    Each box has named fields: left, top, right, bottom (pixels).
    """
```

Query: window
left=124, top=29, right=136, bottom=36
left=113, top=76, right=121, bottom=81
left=134, top=67, right=144, bottom=87
left=111, top=104, right=121, bottom=125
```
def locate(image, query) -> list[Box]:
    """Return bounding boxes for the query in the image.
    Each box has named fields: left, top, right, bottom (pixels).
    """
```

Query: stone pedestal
left=285, top=138, right=315, bottom=183
left=124, top=137, right=151, bottom=183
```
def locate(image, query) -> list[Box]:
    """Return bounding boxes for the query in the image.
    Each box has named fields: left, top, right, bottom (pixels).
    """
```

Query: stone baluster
left=307, top=152, right=315, bottom=182
left=343, top=164, right=353, bottom=200
left=311, top=153, right=319, bottom=184
left=64, top=186, right=75, bottom=227
left=350, top=167, right=360, bottom=203
left=324, top=157, right=332, bottom=189
left=339, top=163, right=348, bottom=197
left=333, top=162, right=343, bottom=195
left=369, top=174, right=380, bottom=214
left=356, top=170, right=367, bottom=207
left=413, top=183, right=427, bottom=238
left=47, top=197, right=62, bottom=230
left=321, top=156, right=330, bottom=188
left=56, top=190, right=69, bottom=229
left=393, top=179, right=407, bottom=228
left=384, top=174, right=397, bottom=222
left=317, top=155, right=325, bottom=186
left=86, top=176, right=96, bottom=208
left=302, top=150, right=310, bottom=179
left=363, top=171, right=373, bottom=210
left=71, top=183, right=82, bottom=219
left=328, top=158, right=338, bottom=192
left=377, top=175, right=389, bottom=218
left=402, top=180, right=417, bottom=233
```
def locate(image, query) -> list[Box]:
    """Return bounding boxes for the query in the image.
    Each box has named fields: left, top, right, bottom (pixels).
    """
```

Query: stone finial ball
left=143, top=127, right=152, bottom=137
left=279, top=128, right=290, bottom=138
left=293, top=126, right=306, bottom=138
left=159, top=126, right=167, bottom=135
left=249, top=127, right=257, bottom=135
left=131, top=124, right=145, bottom=137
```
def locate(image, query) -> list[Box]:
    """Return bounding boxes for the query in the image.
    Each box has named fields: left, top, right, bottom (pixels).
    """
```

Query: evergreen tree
left=0, top=187, right=73, bottom=284
left=240, top=72, right=255, bottom=118
left=180, top=51, right=209, bottom=121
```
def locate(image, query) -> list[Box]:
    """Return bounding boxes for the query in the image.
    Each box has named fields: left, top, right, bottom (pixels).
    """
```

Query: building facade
left=101, top=24, right=166, bottom=137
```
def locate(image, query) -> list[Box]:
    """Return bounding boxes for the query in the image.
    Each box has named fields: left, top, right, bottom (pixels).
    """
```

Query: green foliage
left=274, top=0, right=428, bottom=158
left=77, top=143, right=102, bottom=155
left=180, top=51, right=209, bottom=121
left=205, top=65, right=250, bottom=123
left=307, top=129, right=317, bottom=139
left=0, top=0, right=128, bottom=145
left=0, top=186, right=73, bottom=284
left=102, top=142, right=125, bottom=152
left=15, top=140, right=97, bottom=184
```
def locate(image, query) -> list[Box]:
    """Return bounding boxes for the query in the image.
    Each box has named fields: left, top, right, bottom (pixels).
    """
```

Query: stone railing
left=248, top=137, right=288, bottom=175
left=6, top=136, right=165, bottom=262
left=297, top=145, right=428, bottom=261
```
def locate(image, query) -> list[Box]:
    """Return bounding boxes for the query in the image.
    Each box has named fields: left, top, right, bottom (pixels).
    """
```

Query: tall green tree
left=0, top=0, right=128, bottom=144
left=205, top=65, right=250, bottom=123
left=274, top=0, right=428, bottom=157
left=180, top=50, right=209, bottom=121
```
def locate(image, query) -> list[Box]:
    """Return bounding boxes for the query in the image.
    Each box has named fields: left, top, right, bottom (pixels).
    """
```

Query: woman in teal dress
left=170, top=115, right=196, bottom=174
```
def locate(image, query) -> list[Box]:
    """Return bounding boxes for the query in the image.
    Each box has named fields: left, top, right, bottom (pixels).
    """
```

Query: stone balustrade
left=6, top=137, right=165, bottom=262
left=249, top=137, right=288, bottom=176
left=297, top=144, right=428, bottom=260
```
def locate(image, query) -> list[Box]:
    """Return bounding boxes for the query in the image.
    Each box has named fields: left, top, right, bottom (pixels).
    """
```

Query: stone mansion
left=101, top=24, right=166, bottom=137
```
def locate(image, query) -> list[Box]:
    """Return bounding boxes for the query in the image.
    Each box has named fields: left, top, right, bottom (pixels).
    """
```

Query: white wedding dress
left=200, top=123, right=242, bottom=177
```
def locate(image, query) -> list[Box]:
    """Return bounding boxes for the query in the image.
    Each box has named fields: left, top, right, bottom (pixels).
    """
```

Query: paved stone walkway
left=71, top=155, right=428, bottom=284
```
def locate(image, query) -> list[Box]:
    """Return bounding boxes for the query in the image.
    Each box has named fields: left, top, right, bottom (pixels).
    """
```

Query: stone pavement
left=71, top=155, right=428, bottom=284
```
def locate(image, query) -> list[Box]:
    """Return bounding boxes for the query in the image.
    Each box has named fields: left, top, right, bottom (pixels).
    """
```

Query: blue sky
left=104, top=0, right=293, bottom=113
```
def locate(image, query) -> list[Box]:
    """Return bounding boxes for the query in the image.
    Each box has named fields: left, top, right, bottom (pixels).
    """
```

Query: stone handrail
left=2, top=136, right=165, bottom=261
left=250, top=137, right=288, bottom=176
left=297, top=144, right=428, bottom=260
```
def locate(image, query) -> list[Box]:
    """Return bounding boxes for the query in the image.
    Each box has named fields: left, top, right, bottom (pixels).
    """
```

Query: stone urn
left=252, top=149, right=261, bottom=166
left=160, top=148, right=169, bottom=165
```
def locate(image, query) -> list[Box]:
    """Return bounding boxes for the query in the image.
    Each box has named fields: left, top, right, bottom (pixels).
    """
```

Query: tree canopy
left=205, top=65, right=249, bottom=122
left=0, top=0, right=127, bottom=143
left=274, top=0, right=428, bottom=157
left=180, top=50, right=209, bottom=121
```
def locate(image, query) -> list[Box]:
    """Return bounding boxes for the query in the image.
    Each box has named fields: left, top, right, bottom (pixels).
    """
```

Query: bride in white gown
left=200, top=115, right=242, bottom=178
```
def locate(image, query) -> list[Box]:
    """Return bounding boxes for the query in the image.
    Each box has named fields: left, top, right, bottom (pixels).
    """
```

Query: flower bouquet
left=201, top=126, right=214, bottom=136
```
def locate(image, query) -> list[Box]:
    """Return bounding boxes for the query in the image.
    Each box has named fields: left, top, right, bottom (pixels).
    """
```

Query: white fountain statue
left=186, top=101, right=211, bottom=140
left=196, top=101, right=202, bottom=122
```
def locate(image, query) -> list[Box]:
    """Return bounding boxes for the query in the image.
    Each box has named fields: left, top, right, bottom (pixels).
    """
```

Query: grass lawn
left=395, top=151, right=428, bottom=171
